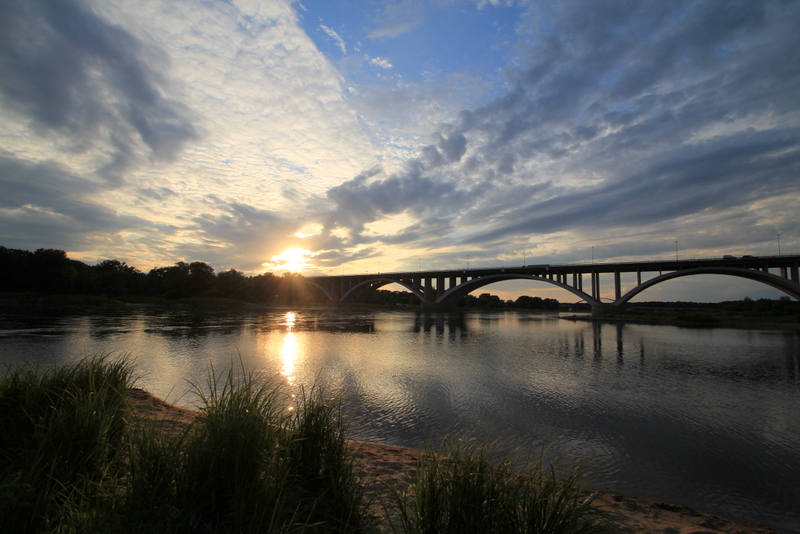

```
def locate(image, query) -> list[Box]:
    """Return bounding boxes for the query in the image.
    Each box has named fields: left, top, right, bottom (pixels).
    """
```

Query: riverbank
left=130, top=388, right=780, bottom=534
left=562, top=308, right=800, bottom=331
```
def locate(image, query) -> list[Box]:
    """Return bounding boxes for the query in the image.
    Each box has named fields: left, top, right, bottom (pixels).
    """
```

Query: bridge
left=305, top=254, right=800, bottom=314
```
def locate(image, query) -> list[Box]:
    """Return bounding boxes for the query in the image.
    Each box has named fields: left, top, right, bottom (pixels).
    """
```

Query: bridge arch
left=338, top=278, right=426, bottom=303
left=435, top=274, right=602, bottom=307
left=304, top=280, right=335, bottom=302
left=616, top=266, right=800, bottom=305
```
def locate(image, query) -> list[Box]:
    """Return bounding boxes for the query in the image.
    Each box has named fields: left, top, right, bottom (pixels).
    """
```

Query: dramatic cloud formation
left=1, top=0, right=798, bottom=300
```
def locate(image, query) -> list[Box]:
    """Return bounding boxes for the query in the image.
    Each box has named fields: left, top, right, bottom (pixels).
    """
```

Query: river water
left=1, top=306, right=798, bottom=533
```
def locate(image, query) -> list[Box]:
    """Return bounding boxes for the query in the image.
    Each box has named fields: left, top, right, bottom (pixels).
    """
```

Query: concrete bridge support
left=591, top=272, right=600, bottom=301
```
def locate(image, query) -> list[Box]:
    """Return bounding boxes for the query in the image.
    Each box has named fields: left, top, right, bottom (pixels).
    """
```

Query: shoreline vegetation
left=0, top=356, right=781, bottom=533
left=564, top=305, right=800, bottom=330
left=3, top=291, right=799, bottom=331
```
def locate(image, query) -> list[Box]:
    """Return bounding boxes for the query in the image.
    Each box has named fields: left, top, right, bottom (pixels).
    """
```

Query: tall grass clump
left=121, top=363, right=373, bottom=533
left=285, top=386, right=366, bottom=530
left=0, top=355, right=135, bottom=532
left=393, top=436, right=613, bottom=534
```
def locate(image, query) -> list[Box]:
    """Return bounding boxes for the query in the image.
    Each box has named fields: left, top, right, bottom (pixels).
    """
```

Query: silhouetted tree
left=216, top=269, right=248, bottom=300
left=515, top=295, right=544, bottom=309
left=186, top=261, right=216, bottom=297
left=30, top=249, right=76, bottom=293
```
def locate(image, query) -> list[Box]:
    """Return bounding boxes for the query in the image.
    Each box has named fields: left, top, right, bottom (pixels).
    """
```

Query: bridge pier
left=591, top=272, right=600, bottom=301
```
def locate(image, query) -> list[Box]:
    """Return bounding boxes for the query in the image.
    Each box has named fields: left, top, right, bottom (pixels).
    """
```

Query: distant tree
left=272, top=272, right=317, bottom=306
left=542, top=297, right=560, bottom=310
left=186, top=261, right=216, bottom=297
left=458, top=294, right=479, bottom=308
left=515, top=295, right=544, bottom=309
left=75, top=259, right=144, bottom=296
left=146, top=264, right=186, bottom=298
left=30, top=248, right=76, bottom=294
left=246, top=272, right=278, bottom=303
left=477, top=293, right=502, bottom=308
left=773, top=296, right=793, bottom=315
left=0, top=246, right=31, bottom=292
left=216, top=269, right=248, bottom=300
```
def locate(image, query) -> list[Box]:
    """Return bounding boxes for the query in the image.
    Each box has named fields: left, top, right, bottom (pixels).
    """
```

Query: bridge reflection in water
left=306, top=255, right=800, bottom=314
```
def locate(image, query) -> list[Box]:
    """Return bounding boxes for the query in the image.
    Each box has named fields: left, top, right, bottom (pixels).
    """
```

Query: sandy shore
left=128, top=388, right=780, bottom=534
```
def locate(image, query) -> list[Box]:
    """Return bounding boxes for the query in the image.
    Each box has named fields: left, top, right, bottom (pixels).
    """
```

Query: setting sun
left=268, top=248, right=312, bottom=272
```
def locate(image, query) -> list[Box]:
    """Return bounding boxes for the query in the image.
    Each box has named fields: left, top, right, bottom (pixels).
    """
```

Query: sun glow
left=268, top=248, right=312, bottom=272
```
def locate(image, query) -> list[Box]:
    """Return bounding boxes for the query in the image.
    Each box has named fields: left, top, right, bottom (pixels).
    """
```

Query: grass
left=118, top=362, right=373, bottom=533
left=1, top=356, right=613, bottom=534
left=0, top=354, right=135, bottom=533
left=392, top=436, right=614, bottom=534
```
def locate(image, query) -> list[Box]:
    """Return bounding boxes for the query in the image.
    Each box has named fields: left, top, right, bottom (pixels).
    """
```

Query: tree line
left=0, top=246, right=561, bottom=309
left=0, top=247, right=315, bottom=305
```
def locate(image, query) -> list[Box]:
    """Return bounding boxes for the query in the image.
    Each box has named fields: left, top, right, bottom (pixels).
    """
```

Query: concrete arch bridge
left=305, top=255, right=800, bottom=315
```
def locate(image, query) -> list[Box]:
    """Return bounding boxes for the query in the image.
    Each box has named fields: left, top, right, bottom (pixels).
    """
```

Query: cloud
left=190, top=200, right=302, bottom=270
left=137, top=187, right=177, bottom=202
left=0, top=0, right=199, bottom=173
left=367, top=0, right=424, bottom=39
left=320, top=24, right=346, bottom=54
left=0, top=0, right=384, bottom=268
left=314, top=0, right=800, bottom=265
left=465, top=127, right=800, bottom=244
left=0, top=153, right=144, bottom=249
left=369, top=56, right=393, bottom=69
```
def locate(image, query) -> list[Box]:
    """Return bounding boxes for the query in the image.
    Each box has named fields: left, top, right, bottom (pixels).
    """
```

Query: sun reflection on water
left=281, top=312, right=298, bottom=386
left=281, top=332, right=297, bottom=385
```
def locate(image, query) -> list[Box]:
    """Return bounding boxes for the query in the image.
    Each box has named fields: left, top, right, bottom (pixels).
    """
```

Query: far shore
left=561, top=310, right=800, bottom=331
left=3, top=292, right=798, bottom=332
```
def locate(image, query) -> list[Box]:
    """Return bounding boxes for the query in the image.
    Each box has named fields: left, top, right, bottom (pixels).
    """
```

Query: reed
left=121, top=361, right=373, bottom=533
left=392, top=436, right=614, bottom=534
left=285, top=385, right=368, bottom=531
left=0, top=354, right=135, bottom=532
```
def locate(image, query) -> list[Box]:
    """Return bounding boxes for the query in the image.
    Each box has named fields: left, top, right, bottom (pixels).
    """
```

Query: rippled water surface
left=1, top=307, right=798, bottom=533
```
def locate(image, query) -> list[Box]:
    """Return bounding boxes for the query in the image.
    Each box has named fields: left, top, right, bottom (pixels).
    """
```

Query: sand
left=128, top=388, right=780, bottom=534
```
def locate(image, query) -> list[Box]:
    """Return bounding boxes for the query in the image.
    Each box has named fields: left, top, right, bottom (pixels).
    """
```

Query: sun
left=269, top=248, right=312, bottom=272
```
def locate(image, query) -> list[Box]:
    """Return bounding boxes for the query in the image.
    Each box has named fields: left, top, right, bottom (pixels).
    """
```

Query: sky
left=1, top=0, right=799, bottom=302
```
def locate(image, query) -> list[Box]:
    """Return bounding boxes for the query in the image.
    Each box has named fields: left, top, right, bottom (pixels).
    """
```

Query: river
left=1, top=305, right=798, bottom=533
